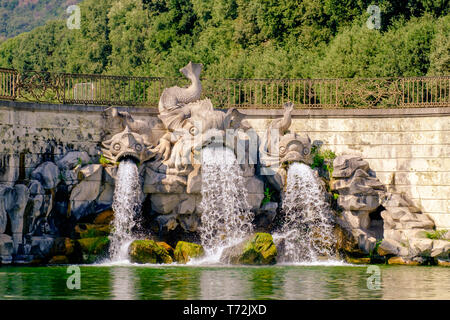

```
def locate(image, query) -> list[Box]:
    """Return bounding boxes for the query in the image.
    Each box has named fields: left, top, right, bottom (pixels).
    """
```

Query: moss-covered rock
left=94, top=209, right=114, bottom=225
left=50, top=237, right=82, bottom=263
left=48, top=255, right=70, bottom=264
left=77, top=236, right=110, bottom=264
left=388, top=256, right=421, bottom=266
left=174, top=241, right=205, bottom=264
left=221, top=233, right=277, bottom=265
left=344, top=256, right=371, bottom=264
left=128, top=240, right=173, bottom=264
left=78, top=236, right=110, bottom=255
left=75, top=223, right=111, bottom=239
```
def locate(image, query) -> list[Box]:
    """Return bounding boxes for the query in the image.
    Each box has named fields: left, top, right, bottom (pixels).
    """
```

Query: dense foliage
left=0, top=0, right=448, bottom=78
left=0, top=0, right=82, bottom=41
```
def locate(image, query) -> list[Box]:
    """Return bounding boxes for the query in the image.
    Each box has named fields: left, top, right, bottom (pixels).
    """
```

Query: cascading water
left=109, top=159, right=142, bottom=261
left=198, top=146, right=254, bottom=257
left=275, top=162, right=335, bottom=262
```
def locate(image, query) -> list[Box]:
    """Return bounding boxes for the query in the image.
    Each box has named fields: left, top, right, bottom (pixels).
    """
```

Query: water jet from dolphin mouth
left=109, top=159, right=143, bottom=261
left=198, top=146, right=254, bottom=258
left=274, top=162, right=335, bottom=262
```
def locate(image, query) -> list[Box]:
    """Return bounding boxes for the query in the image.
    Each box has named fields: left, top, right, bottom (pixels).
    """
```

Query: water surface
left=0, top=264, right=449, bottom=300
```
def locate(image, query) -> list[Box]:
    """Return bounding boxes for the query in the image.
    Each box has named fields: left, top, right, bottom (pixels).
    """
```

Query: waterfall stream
left=109, top=159, right=142, bottom=261
left=275, top=162, right=335, bottom=262
left=198, top=146, right=254, bottom=257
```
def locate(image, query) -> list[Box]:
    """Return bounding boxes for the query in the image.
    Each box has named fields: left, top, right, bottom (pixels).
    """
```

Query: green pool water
left=0, top=264, right=449, bottom=300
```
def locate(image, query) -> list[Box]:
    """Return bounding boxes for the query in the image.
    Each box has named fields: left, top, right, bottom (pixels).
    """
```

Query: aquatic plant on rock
left=220, top=233, right=277, bottom=265
left=128, top=239, right=173, bottom=264
left=174, top=241, right=205, bottom=264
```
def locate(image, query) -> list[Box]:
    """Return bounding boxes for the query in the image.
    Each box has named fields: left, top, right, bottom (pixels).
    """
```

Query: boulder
left=388, top=256, right=421, bottom=266
left=28, top=180, right=44, bottom=195
left=144, top=168, right=186, bottom=194
left=56, top=151, right=90, bottom=170
left=94, top=209, right=114, bottom=225
left=69, top=164, right=103, bottom=220
left=254, top=202, right=278, bottom=228
left=344, top=257, right=371, bottom=264
left=74, top=223, right=111, bottom=239
left=174, top=241, right=205, bottom=264
left=48, top=255, right=70, bottom=264
left=97, top=184, right=114, bottom=207
left=151, top=194, right=182, bottom=214
left=431, top=240, right=450, bottom=258
left=8, top=184, right=29, bottom=253
left=332, top=155, right=369, bottom=178
left=337, top=194, right=380, bottom=212
left=128, top=240, right=173, bottom=264
left=186, top=165, right=201, bottom=193
left=77, top=236, right=110, bottom=257
left=30, top=236, right=55, bottom=258
left=31, top=162, right=60, bottom=189
left=436, top=259, right=450, bottom=267
left=155, top=214, right=179, bottom=232
left=220, top=233, right=277, bottom=265
left=410, top=238, right=433, bottom=257
left=0, top=234, right=13, bottom=262
left=331, top=169, right=385, bottom=195
left=377, top=239, right=405, bottom=256
left=177, top=214, right=200, bottom=232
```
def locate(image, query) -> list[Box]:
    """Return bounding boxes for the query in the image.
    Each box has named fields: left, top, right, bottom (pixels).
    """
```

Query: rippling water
left=0, top=265, right=449, bottom=300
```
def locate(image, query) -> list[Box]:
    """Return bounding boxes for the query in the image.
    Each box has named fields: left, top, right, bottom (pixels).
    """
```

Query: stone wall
left=1, top=101, right=448, bottom=228
left=242, top=107, right=450, bottom=229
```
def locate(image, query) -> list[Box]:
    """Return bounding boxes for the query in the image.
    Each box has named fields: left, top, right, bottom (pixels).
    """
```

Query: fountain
left=199, top=145, right=253, bottom=254
left=109, top=159, right=142, bottom=261
left=275, top=162, right=335, bottom=262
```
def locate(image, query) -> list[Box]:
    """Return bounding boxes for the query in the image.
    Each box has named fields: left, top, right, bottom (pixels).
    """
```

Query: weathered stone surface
left=220, top=233, right=277, bottom=265
left=410, top=238, right=434, bottom=256
left=30, top=236, right=55, bottom=258
left=388, top=256, right=421, bottom=266
left=174, top=241, right=204, bottom=264
left=247, top=193, right=265, bottom=210
left=151, top=194, right=182, bottom=214
left=128, top=239, right=173, bottom=264
left=186, top=165, right=201, bottom=194
left=431, top=240, right=450, bottom=258
left=75, top=223, right=111, bottom=239
left=331, top=169, right=385, bottom=195
left=155, top=213, right=179, bottom=232
left=177, top=196, right=196, bottom=214
left=48, top=255, right=70, bottom=264
left=332, top=155, right=369, bottom=178
left=77, top=236, right=110, bottom=256
left=144, top=168, right=186, bottom=194
left=245, top=176, right=264, bottom=194
left=436, top=258, right=450, bottom=267
left=31, top=162, right=60, bottom=189
left=69, top=164, right=103, bottom=219
left=177, top=213, right=200, bottom=232
left=337, top=194, right=380, bottom=212
left=0, top=234, right=13, bottom=258
left=382, top=192, right=420, bottom=213
left=97, top=183, right=114, bottom=206
left=377, top=239, right=405, bottom=256
left=254, top=202, right=278, bottom=228
left=28, top=180, right=44, bottom=195
left=382, top=209, right=435, bottom=231
left=56, top=151, right=90, bottom=170
left=94, top=209, right=114, bottom=225
left=8, top=184, right=29, bottom=253
left=344, top=256, right=371, bottom=264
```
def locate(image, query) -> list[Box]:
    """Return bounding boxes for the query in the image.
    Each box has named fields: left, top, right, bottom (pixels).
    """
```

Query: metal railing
left=0, top=68, right=448, bottom=108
